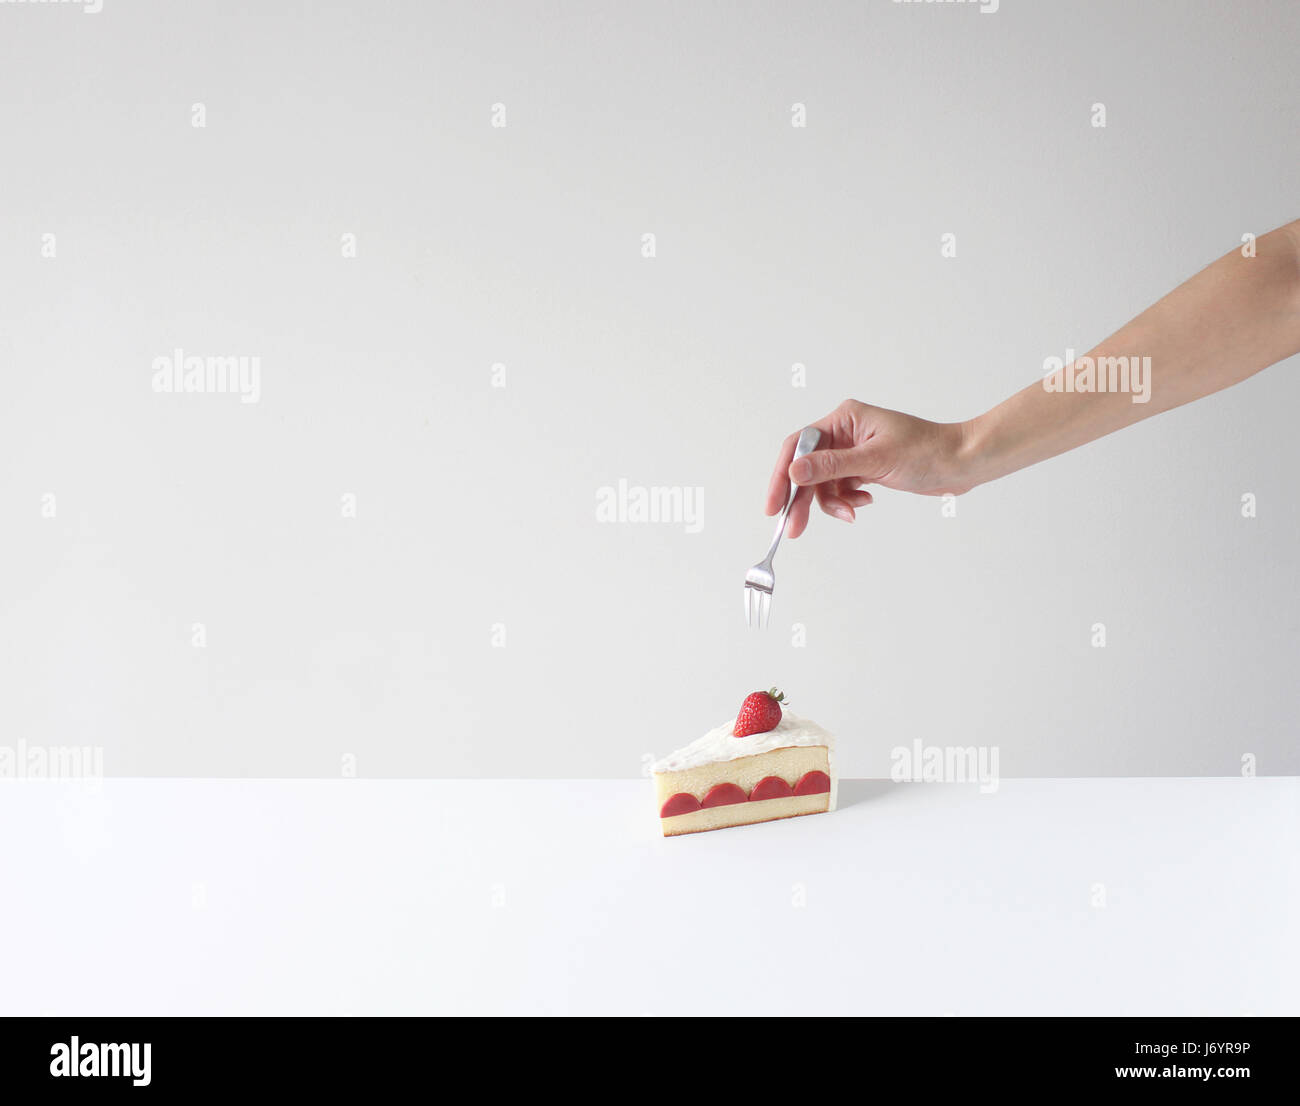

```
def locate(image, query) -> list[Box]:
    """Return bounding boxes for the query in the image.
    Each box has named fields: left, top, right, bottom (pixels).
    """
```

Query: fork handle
left=764, top=426, right=822, bottom=563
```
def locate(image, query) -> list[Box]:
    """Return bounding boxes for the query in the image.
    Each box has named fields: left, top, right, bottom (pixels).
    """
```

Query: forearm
left=960, top=221, right=1300, bottom=488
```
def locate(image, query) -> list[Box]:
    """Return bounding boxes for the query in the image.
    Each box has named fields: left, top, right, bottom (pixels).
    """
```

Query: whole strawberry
left=733, top=688, right=787, bottom=737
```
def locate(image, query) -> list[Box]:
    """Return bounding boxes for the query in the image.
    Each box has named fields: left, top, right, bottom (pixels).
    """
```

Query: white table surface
left=1, top=777, right=1295, bottom=1016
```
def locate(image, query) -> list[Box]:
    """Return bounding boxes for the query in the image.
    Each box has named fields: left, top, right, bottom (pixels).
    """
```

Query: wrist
left=950, top=415, right=996, bottom=493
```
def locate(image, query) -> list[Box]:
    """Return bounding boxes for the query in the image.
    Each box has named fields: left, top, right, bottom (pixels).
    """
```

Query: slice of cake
left=651, top=689, right=837, bottom=836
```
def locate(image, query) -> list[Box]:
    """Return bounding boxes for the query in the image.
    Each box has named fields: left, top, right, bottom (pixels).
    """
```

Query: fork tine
left=742, top=425, right=816, bottom=628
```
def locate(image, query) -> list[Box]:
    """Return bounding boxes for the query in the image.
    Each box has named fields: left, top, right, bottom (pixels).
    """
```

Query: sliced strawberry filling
left=793, top=770, right=831, bottom=796
left=749, top=776, right=795, bottom=801
left=661, top=771, right=830, bottom=818
left=659, top=793, right=702, bottom=818
left=700, top=782, right=749, bottom=808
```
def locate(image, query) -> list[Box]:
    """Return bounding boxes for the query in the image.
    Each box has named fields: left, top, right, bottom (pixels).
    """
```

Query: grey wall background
left=2, top=0, right=1296, bottom=778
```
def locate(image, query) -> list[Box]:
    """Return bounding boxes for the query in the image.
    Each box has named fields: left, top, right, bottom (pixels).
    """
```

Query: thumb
left=789, top=446, right=866, bottom=486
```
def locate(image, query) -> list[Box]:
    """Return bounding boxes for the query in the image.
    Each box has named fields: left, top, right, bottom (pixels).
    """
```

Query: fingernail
left=790, top=458, right=811, bottom=482
left=834, top=507, right=853, bottom=522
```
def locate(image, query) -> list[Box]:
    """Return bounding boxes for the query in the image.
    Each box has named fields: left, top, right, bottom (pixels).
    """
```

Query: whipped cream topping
left=651, top=710, right=836, bottom=776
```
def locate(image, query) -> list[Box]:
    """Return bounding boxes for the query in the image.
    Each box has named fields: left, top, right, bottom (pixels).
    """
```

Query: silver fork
left=744, top=426, right=822, bottom=628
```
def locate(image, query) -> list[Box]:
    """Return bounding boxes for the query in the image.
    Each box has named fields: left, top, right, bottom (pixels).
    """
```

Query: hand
left=765, top=400, right=970, bottom=538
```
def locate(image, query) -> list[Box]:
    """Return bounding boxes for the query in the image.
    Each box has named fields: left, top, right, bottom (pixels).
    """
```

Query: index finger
left=765, top=431, right=799, bottom=515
